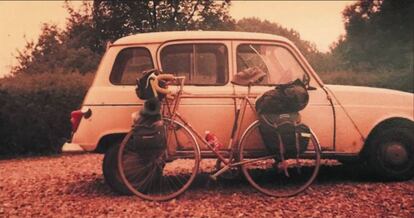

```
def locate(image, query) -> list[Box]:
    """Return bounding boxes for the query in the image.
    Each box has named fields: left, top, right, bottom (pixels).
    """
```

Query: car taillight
left=71, top=110, right=84, bottom=133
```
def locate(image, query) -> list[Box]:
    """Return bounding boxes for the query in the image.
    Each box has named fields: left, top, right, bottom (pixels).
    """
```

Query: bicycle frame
left=117, top=76, right=322, bottom=200
left=162, top=78, right=272, bottom=178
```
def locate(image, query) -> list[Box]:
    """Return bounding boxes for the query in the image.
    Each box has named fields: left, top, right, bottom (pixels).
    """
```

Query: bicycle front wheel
left=117, top=118, right=200, bottom=201
left=239, top=120, right=321, bottom=197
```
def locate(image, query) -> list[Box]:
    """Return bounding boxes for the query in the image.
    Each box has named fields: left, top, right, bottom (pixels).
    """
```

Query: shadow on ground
left=66, top=163, right=392, bottom=198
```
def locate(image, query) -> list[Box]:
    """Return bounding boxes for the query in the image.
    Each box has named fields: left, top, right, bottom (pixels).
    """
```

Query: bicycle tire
left=239, top=120, right=321, bottom=197
left=117, top=118, right=200, bottom=201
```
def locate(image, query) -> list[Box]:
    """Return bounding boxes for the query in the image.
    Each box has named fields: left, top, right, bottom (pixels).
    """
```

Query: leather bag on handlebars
left=135, top=69, right=166, bottom=100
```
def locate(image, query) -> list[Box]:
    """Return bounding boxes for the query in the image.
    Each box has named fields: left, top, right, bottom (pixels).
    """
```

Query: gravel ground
left=0, top=154, right=413, bottom=217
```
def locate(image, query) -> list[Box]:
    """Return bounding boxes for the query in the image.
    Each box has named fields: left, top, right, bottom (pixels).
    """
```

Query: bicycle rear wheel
left=117, top=118, right=200, bottom=201
left=239, top=121, right=320, bottom=197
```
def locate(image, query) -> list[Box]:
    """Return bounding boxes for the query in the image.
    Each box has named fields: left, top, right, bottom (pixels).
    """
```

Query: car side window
left=160, top=44, right=228, bottom=85
left=110, top=47, right=154, bottom=85
left=236, top=44, right=306, bottom=85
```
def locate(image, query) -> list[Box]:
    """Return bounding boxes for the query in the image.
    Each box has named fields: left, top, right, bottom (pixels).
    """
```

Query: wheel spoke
left=239, top=121, right=320, bottom=197
left=118, top=119, right=200, bottom=201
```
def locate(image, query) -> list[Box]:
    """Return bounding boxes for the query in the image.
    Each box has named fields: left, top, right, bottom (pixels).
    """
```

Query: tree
left=62, top=1, right=101, bottom=73
left=331, top=0, right=414, bottom=71
left=235, top=18, right=325, bottom=71
left=12, top=2, right=101, bottom=75
left=12, top=24, right=67, bottom=74
left=12, top=0, right=235, bottom=74
left=92, top=0, right=235, bottom=52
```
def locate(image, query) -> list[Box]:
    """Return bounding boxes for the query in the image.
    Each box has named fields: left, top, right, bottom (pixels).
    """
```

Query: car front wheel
left=368, top=127, right=414, bottom=180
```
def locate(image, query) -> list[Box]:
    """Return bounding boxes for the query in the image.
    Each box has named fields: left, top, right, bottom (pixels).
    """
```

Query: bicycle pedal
left=276, top=161, right=290, bottom=177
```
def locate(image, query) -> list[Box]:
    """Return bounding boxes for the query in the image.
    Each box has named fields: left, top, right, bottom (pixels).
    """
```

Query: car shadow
left=65, top=177, right=120, bottom=197
left=315, top=163, right=379, bottom=183
left=68, top=163, right=399, bottom=198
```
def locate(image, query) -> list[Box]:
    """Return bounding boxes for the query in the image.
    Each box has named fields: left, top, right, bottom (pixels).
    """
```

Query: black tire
left=239, top=121, right=320, bottom=197
left=368, top=127, right=414, bottom=181
left=102, top=143, right=132, bottom=195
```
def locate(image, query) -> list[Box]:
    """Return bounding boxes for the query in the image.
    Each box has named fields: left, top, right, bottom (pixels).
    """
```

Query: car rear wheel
left=368, top=127, right=414, bottom=180
left=103, top=143, right=132, bottom=195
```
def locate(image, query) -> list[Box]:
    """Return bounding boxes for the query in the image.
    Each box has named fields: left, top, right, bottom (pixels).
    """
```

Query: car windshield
left=237, top=44, right=307, bottom=85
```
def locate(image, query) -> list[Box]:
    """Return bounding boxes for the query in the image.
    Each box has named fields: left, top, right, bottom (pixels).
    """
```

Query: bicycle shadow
left=65, top=163, right=389, bottom=198
left=187, top=162, right=382, bottom=193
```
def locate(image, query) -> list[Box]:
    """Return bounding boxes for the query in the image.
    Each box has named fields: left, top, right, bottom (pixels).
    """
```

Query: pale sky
left=0, top=1, right=354, bottom=77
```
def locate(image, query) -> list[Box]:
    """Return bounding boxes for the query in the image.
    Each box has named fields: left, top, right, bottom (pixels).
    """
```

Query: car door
left=231, top=41, right=335, bottom=151
left=157, top=40, right=236, bottom=150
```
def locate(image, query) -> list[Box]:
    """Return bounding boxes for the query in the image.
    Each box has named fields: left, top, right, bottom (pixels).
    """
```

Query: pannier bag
left=129, top=112, right=165, bottom=187
left=127, top=97, right=165, bottom=186
left=132, top=114, right=166, bottom=151
left=131, top=97, right=166, bottom=153
left=255, top=79, right=309, bottom=114
left=135, top=69, right=166, bottom=100
left=258, top=113, right=311, bottom=157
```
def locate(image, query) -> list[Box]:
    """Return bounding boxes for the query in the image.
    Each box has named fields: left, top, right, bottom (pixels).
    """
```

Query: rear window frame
left=109, top=46, right=154, bottom=85
left=158, top=42, right=229, bottom=86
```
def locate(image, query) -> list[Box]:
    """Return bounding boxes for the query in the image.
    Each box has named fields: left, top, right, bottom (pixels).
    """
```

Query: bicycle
left=117, top=74, right=321, bottom=201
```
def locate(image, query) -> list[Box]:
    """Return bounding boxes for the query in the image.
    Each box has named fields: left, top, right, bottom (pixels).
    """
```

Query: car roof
left=112, top=31, right=291, bottom=45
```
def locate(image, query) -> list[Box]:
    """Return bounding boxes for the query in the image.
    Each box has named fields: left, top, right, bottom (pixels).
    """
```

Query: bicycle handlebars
left=151, top=73, right=185, bottom=96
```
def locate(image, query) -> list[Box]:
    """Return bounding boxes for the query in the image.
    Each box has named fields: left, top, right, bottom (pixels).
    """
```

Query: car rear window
left=160, top=43, right=228, bottom=85
left=110, top=47, right=154, bottom=85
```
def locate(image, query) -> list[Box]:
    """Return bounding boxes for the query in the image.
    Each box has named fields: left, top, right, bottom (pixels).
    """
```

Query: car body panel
left=326, top=85, right=413, bottom=153
left=68, top=31, right=413, bottom=157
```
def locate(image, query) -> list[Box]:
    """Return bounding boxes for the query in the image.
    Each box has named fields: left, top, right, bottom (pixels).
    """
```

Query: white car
left=63, top=31, right=413, bottom=193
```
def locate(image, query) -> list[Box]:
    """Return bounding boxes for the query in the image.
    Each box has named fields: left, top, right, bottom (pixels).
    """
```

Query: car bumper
left=62, top=142, right=87, bottom=153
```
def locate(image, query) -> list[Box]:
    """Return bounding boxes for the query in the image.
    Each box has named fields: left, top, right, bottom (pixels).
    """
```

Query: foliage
left=319, top=69, right=413, bottom=93
left=331, top=0, right=414, bottom=72
left=0, top=73, right=93, bottom=155
left=91, top=0, right=235, bottom=52
left=12, top=3, right=101, bottom=75
left=322, top=0, right=414, bottom=92
left=11, top=1, right=235, bottom=75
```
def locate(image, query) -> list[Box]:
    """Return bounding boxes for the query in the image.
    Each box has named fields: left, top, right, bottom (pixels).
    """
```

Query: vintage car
left=63, top=31, right=413, bottom=193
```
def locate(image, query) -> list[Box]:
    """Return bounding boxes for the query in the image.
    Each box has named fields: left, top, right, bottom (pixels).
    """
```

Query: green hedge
left=319, top=70, right=413, bottom=93
left=0, top=73, right=93, bottom=155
